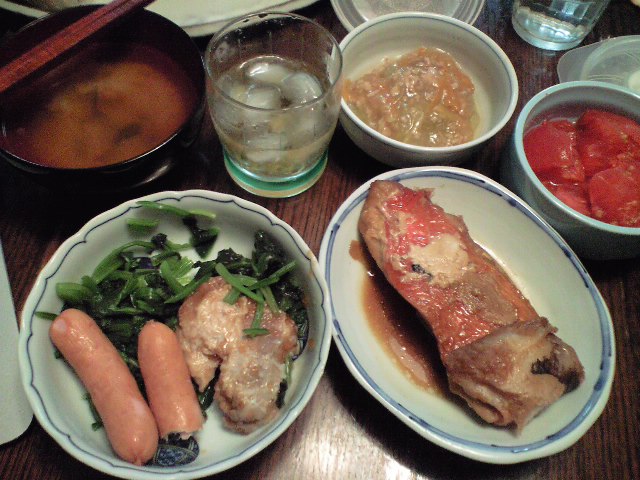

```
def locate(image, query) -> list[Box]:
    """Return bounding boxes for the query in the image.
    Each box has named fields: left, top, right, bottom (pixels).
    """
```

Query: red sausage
left=49, top=309, right=158, bottom=465
left=138, top=321, right=203, bottom=439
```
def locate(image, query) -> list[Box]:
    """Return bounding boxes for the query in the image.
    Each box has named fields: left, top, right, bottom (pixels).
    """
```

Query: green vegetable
left=242, top=327, right=270, bottom=337
left=35, top=311, right=57, bottom=321
left=137, top=201, right=216, bottom=221
left=215, top=263, right=264, bottom=303
left=127, top=218, right=159, bottom=234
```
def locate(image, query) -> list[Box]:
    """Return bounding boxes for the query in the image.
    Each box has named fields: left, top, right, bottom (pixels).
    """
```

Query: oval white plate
left=19, top=190, right=331, bottom=479
left=0, top=0, right=319, bottom=37
left=318, top=167, right=615, bottom=464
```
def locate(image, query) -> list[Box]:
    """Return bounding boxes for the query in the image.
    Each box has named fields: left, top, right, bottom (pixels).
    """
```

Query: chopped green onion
left=260, top=286, right=279, bottom=313
left=56, top=282, right=93, bottom=304
left=137, top=200, right=192, bottom=218
left=243, top=327, right=270, bottom=337
left=137, top=201, right=216, bottom=221
left=215, top=263, right=264, bottom=303
left=127, top=218, right=159, bottom=234
left=223, top=288, right=242, bottom=305
left=35, top=311, right=58, bottom=321
left=235, top=275, right=259, bottom=287
left=187, top=209, right=217, bottom=221
left=243, top=302, right=271, bottom=338
left=250, top=301, right=264, bottom=329
left=248, top=261, right=297, bottom=291
left=165, top=275, right=211, bottom=304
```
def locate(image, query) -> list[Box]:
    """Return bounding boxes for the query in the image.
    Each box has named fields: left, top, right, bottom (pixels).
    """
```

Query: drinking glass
left=205, top=12, right=343, bottom=197
left=512, top=0, right=611, bottom=51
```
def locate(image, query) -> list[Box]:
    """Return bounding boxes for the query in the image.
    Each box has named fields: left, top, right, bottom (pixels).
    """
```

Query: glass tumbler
left=512, top=0, right=611, bottom=51
left=205, top=12, right=343, bottom=197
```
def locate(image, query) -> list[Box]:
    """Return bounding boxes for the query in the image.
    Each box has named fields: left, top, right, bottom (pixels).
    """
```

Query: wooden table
left=1, top=1, right=639, bottom=479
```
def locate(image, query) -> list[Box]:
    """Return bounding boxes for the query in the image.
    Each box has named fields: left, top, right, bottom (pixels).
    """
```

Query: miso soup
left=1, top=42, right=198, bottom=169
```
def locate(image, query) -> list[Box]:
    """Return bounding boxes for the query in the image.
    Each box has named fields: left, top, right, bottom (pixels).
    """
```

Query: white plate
left=0, top=0, right=319, bottom=37
left=330, top=0, right=485, bottom=31
left=19, top=190, right=331, bottom=479
left=318, top=167, right=615, bottom=464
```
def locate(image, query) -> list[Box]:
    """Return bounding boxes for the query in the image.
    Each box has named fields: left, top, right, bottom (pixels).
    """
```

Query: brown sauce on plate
left=349, top=240, right=447, bottom=395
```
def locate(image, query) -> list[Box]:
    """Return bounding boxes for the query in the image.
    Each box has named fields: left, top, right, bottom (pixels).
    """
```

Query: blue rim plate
left=318, top=166, right=615, bottom=464
left=18, top=189, right=332, bottom=479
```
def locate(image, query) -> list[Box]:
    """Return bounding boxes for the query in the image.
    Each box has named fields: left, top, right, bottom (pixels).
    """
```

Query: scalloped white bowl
left=18, top=190, right=331, bottom=479
left=319, top=166, right=615, bottom=464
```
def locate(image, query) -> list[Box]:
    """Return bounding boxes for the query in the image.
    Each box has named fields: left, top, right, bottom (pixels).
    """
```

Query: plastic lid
left=580, top=36, right=640, bottom=93
left=330, top=0, right=485, bottom=31
left=558, top=36, right=640, bottom=93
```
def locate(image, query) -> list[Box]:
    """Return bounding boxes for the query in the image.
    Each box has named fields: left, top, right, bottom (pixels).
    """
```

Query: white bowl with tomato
left=502, top=80, right=640, bottom=260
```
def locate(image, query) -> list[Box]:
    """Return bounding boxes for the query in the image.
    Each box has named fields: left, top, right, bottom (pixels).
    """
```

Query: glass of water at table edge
left=512, top=0, right=611, bottom=51
left=205, top=12, right=343, bottom=198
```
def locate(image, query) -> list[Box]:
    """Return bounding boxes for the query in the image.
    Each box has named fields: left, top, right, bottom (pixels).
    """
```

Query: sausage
left=49, top=309, right=158, bottom=465
left=138, top=321, right=204, bottom=439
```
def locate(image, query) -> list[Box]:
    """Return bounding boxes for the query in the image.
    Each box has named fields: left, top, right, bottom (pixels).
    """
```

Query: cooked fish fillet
left=176, top=277, right=299, bottom=433
left=358, top=180, right=584, bottom=429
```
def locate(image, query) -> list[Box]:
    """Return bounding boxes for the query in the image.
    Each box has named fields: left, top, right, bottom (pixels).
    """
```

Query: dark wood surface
left=1, top=1, right=639, bottom=479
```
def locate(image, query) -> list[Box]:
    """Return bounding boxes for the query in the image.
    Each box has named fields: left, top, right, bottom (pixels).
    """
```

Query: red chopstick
left=0, top=0, right=155, bottom=96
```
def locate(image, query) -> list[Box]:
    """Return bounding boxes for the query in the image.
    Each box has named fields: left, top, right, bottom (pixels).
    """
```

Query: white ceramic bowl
left=338, top=12, right=518, bottom=167
left=18, top=190, right=331, bottom=479
left=319, top=167, right=614, bottom=464
left=501, top=80, right=640, bottom=260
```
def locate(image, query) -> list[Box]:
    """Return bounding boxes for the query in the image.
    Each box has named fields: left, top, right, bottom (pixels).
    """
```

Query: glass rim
left=204, top=11, right=343, bottom=112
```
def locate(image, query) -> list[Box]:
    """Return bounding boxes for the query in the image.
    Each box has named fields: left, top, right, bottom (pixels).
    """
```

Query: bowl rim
left=18, top=189, right=332, bottom=479
left=513, top=79, right=640, bottom=235
left=338, top=11, right=519, bottom=154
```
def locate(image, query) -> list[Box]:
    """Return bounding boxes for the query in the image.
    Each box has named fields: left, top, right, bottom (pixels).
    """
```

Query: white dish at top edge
left=330, top=0, right=485, bottom=31
left=0, top=0, right=319, bottom=36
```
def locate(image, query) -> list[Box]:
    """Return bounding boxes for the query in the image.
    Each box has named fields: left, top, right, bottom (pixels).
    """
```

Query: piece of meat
left=358, top=180, right=584, bottom=430
left=176, top=277, right=299, bottom=433
left=138, top=321, right=204, bottom=439
left=49, top=309, right=159, bottom=465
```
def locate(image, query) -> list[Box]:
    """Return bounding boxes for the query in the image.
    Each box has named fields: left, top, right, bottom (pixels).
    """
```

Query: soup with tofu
left=1, top=42, right=197, bottom=169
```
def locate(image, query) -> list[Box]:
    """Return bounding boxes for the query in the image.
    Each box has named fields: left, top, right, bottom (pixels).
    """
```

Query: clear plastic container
left=557, top=35, right=640, bottom=93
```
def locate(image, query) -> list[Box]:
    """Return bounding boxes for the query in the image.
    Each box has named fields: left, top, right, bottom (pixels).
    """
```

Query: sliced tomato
left=577, top=109, right=640, bottom=177
left=523, top=120, right=584, bottom=184
left=588, top=164, right=640, bottom=227
left=545, top=182, right=591, bottom=217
